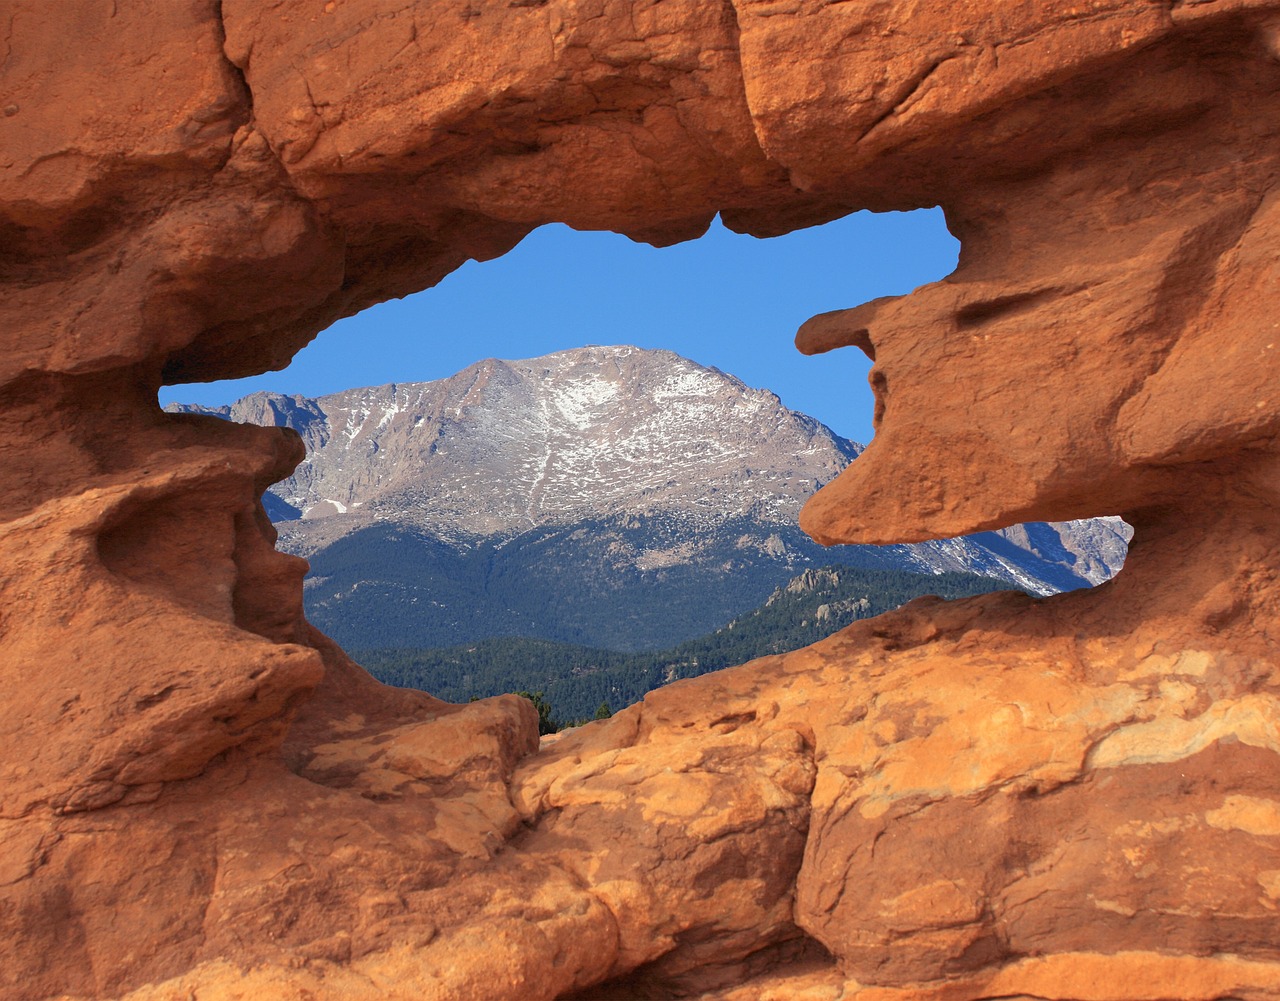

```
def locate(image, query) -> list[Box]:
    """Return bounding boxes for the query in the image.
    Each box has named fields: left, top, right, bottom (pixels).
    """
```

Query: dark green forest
left=354, top=565, right=1018, bottom=726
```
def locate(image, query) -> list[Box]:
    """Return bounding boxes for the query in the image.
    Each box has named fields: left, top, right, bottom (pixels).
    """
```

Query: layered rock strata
left=2, top=1, right=1279, bottom=999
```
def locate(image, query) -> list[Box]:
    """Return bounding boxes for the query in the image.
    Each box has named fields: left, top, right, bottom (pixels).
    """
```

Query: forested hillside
left=355, top=566, right=1019, bottom=724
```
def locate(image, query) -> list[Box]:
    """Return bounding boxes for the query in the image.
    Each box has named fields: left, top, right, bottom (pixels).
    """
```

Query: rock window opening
left=159, top=211, right=1127, bottom=726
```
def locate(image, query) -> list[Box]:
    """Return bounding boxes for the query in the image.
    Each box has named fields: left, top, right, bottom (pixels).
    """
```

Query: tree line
left=354, top=565, right=1016, bottom=727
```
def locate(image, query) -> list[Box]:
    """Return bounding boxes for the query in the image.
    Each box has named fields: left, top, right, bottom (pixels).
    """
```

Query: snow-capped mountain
left=169, top=346, right=1130, bottom=651
left=179, top=346, right=857, bottom=547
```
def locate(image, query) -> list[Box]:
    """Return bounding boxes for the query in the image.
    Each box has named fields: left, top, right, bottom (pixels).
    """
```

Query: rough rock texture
left=2, top=2, right=1279, bottom=1000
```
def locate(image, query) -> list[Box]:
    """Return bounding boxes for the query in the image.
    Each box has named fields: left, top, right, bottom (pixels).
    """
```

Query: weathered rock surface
left=3, top=2, right=1280, bottom=1000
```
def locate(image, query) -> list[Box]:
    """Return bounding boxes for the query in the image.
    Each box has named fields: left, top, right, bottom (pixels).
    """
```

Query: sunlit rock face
left=2, top=2, right=1279, bottom=1000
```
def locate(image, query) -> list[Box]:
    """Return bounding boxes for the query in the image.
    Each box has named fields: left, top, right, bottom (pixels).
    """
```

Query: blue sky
left=160, top=208, right=957, bottom=445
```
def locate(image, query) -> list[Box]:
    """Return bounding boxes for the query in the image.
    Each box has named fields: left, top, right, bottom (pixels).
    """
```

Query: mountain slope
left=179, top=345, right=856, bottom=547
left=170, top=345, right=1131, bottom=651
left=354, top=565, right=1023, bottom=724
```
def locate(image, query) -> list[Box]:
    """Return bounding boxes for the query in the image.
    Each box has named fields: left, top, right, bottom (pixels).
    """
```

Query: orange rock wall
left=2, top=1, right=1279, bottom=999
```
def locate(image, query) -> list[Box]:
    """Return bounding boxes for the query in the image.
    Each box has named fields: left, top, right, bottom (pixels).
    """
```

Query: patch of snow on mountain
left=552, top=374, right=621, bottom=430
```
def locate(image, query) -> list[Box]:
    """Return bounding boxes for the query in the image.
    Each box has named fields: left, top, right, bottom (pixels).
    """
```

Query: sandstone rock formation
left=2, top=2, right=1279, bottom=999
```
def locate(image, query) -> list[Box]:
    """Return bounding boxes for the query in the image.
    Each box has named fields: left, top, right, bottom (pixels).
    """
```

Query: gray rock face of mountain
left=178, top=346, right=857, bottom=548
left=169, top=345, right=1131, bottom=649
left=994, top=518, right=1134, bottom=587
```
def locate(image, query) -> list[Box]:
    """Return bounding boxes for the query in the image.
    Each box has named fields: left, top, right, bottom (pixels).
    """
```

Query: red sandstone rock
left=3, top=2, right=1280, bottom=1000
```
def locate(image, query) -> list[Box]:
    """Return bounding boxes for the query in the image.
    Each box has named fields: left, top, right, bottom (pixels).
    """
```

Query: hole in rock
left=159, top=210, right=1129, bottom=727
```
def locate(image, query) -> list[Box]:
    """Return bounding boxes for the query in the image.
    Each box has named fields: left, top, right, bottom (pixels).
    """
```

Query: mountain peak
left=169, top=346, right=1129, bottom=618
left=187, top=345, right=860, bottom=547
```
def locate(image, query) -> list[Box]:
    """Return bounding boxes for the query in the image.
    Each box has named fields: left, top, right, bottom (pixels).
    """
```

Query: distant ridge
left=169, top=345, right=1131, bottom=651
left=170, top=345, right=859, bottom=547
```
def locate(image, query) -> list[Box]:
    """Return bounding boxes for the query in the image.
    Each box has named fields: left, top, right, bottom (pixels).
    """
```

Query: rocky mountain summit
left=177, top=344, right=857, bottom=545
left=172, top=346, right=1130, bottom=649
